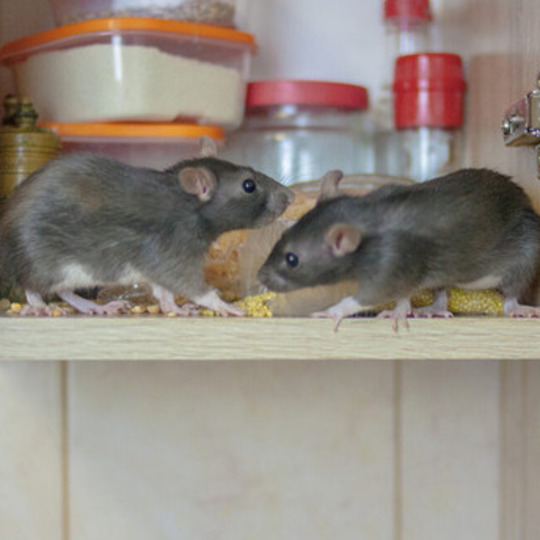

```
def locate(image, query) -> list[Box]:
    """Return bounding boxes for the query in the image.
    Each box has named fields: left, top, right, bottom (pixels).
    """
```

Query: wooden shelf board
left=1, top=316, right=539, bottom=361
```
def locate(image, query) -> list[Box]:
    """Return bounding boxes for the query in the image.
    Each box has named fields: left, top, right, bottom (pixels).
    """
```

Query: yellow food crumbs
left=374, top=289, right=504, bottom=315
left=235, top=291, right=276, bottom=318
left=0, top=290, right=506, bottom=317
left=199, top=308, right=217, bottom=317
left=447, top=288, right=504, bottom=315
left=200, top=292, right=276, bottom=318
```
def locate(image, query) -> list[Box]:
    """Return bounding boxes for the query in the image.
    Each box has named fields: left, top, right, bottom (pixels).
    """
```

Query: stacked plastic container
left=0, top=0, right=258, bottom=168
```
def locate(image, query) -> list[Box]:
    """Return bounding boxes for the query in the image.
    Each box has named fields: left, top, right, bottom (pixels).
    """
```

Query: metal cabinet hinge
left=502, top=75, right=540, bottom=177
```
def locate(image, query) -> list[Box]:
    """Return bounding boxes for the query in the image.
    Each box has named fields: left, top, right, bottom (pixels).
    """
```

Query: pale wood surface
left=1, top=317, right=540, bottom=361
left=0, top=363, right=65, bottom=540
left=400, top=361, right=499, bottom=540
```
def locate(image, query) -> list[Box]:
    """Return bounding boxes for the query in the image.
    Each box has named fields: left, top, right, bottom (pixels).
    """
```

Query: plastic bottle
left=392, top=52, right=466, bottom=182
left=374, top=0, right=434, bottom=174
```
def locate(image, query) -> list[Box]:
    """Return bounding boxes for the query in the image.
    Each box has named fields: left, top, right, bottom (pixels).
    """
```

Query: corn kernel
left=10, top=302, right=22, bottom=313
left=147, top=304, right=161, bottom=314
left=52, top=309, right=63, bottom=317
left=447, top=288, right=503, bottom=315
left=412, top=290, right=435, bottom=308
left=234, top=291, right=276, bottom=317
left=199, top=292, right=276, bottom=317
left=374, top=288, right=503, bottom=316
left=130, top=305, right=145, bottom=314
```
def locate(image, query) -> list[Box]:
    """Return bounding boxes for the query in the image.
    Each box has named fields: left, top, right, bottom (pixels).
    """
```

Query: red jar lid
left=245, top=80, right=369, bottom=110
left=384, top=0, right=432, bottom=20
left=393, top=53, right=466, bottom=128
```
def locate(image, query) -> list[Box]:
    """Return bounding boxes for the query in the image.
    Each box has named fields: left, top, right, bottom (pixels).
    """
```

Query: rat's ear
left=179, top=167, right=217, bottom=202
left=317, top=170, right=344, bottom=203
left=324, top=223, right=361, bottom=257
left=198, top=136, right=219, bottom=158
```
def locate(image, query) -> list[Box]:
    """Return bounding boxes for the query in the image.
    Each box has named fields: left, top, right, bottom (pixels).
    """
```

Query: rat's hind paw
left=20, top=304, right=56, bottom=316
left=411, top=289, right=452, bottom=318
left=57, top=291, right=129, bottom=315
left=91, top=300, right=130, bottom=315
left=504, top=298, right=540, bottom=318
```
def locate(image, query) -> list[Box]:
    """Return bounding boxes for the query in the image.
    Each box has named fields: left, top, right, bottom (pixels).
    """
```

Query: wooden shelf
left=1, top=316, right=540, bottom=361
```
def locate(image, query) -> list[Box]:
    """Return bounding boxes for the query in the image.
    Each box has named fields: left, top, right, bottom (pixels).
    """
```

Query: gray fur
left=258, top=168, right=540, bottom=306
left=0, top=151, right=294, bottom=301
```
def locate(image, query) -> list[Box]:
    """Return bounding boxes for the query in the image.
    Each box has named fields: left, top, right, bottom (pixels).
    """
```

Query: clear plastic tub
left=40, top=122, right=225, bottom=169
left=48, top=0, right=248, bottom=29
left=0, top=18, right=256, bottom=128
left=222, top=80, right=374, bottom=185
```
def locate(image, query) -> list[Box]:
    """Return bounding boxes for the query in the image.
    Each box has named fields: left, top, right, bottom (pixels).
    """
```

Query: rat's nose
left=277, top=186, right=295, bottom=209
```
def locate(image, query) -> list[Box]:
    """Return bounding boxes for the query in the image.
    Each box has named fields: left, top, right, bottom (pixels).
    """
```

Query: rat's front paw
left=376, top=297, right=413, bottom=332
left=311, top=296, right=368, bottom=332
left=311, top=309, right=345, bottom=332
left=195, top=289, right=245, bottom=317
left=412, top=306, right=453, bottom=318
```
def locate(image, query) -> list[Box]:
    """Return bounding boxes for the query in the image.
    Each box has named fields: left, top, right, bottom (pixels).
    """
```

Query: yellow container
left=0, top=95, right=61, bottom=201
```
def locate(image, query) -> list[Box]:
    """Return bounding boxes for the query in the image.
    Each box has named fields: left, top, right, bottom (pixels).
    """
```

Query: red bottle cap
left=245, top=80, right=368, bottom=110
left=393, top=53, right=466, bottom=128
left=384, top=0, right=433, bottom=21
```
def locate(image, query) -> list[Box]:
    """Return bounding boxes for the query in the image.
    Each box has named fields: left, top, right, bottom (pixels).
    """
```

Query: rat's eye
left=242, top=179, right=256, bottom=193
left=285, top=252, right=299, bottom=268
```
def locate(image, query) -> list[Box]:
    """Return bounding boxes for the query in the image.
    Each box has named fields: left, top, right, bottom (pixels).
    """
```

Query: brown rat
left=0, top=137, right=294, bottom=315
left=258, top=168, right=540, bottom=330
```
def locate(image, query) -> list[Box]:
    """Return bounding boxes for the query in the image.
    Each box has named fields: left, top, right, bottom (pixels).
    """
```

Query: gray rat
left=258, top=168, right=540, bottom=330
left=0, top=137, right=294, bottom=316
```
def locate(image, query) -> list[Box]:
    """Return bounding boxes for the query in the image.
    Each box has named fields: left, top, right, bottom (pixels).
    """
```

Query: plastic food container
left=40, top=122, right=225, bottom=169
left=48, top=0, right=247, bottom=29
left=221, top=80, right=374, bottom=185
left=0, top=18, right=256, bottom=128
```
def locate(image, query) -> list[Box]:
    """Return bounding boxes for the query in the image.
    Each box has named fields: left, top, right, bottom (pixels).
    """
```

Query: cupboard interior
left=1, top=0, right=540, bottom=539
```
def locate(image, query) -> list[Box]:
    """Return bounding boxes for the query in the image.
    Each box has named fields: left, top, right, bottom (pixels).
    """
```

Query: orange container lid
left=40, top=122, right=225, bottom=140
left=0, top=17, right=256, bottom=62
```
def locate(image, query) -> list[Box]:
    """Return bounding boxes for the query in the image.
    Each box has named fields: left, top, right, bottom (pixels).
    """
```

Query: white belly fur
left=52, top=263, right=146, bottom=291
left=456, top=275, right=502, bottom=290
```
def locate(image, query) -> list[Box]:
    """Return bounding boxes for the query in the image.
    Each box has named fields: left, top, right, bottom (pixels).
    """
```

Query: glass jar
left=222, top=80, right=373, bottom=186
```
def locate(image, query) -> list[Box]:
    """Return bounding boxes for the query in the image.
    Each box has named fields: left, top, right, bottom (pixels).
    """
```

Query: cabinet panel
left=400, top=361, right=499, bottom=540
left=67, top=362, right=395, bottom=540
left=0, top=363, right=64, bottom=540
